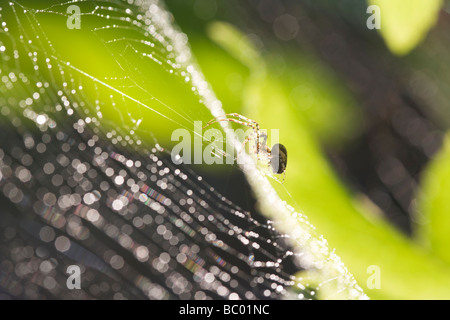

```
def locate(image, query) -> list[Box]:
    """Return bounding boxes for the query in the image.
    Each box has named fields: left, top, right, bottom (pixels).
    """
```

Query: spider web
left=0, top=0, right=367, bottom=299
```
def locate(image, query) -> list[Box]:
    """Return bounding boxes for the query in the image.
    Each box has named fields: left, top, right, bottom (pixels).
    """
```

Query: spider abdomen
left=270, top=143, right=287, bottom=174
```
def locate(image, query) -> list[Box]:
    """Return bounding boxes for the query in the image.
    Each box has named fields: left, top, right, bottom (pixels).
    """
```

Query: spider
left=203, top=113, right=287, bottom=177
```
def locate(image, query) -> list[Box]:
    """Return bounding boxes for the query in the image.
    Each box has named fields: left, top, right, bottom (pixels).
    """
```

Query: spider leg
left=222, top=114, right=261, bottom=154
left=256, top=144, right=271, bottom=162
left=203, top=117, right=261, bottom=154
left=234, top=135, right=254, bottom=161
left=204, top=113, right=260, bottom=131
left=222, top=113, right=260, bottom=126
left=202, top=117, right=224, bottom=129
left=203, top=114, right=270, bottom=159
left=259, top=131, right=268, bottom=151
left=203, top=117, right=256, bottom=129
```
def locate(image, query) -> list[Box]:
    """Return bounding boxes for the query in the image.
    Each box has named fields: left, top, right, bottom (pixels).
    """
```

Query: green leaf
left=369, top=0, right=443, bottom=55
left=416, top=133, right=450, bottom=264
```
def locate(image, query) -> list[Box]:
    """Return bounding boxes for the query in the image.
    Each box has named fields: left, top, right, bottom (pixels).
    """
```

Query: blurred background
left=1, top=0, right=450, bottom=300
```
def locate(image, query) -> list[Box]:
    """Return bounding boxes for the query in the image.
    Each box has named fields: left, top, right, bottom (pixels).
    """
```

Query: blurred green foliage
left=417, top=134, right=450, bottom=265
left=369, top=0, right=443, bottom=55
